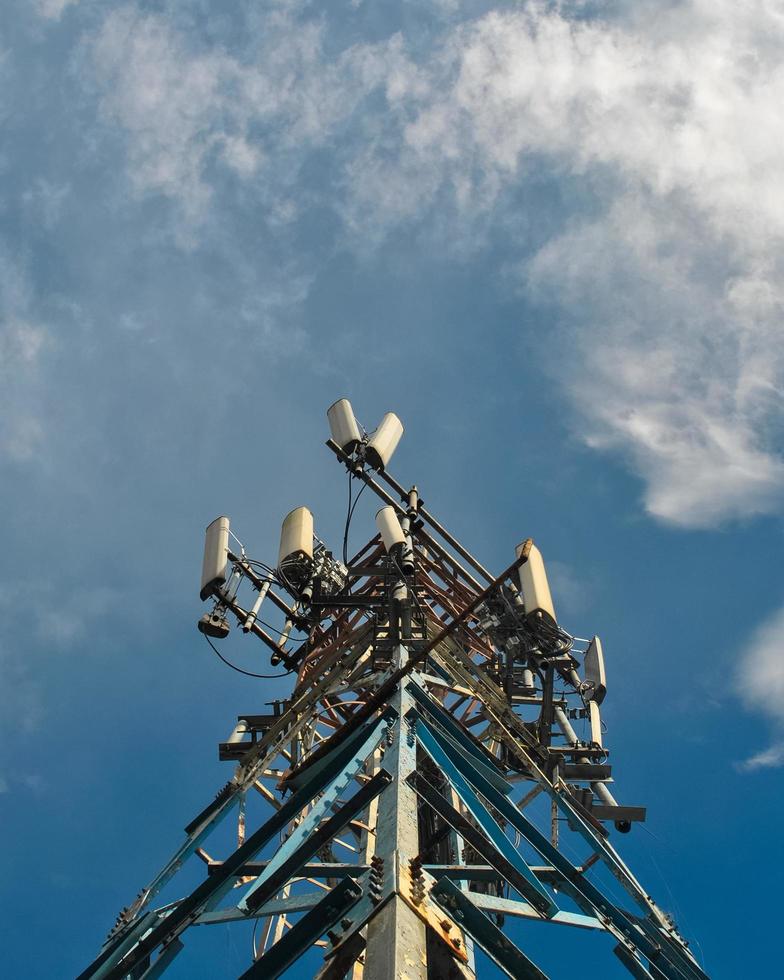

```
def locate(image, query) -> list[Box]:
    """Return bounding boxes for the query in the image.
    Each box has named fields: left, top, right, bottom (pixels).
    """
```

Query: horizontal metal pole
left=195, top=891, right=324, bottom=923
left=207, top=861, right=369, bottom=879
left=424, top=864, right=556, bottom=883
left=468, top=892, right=604, bottom=931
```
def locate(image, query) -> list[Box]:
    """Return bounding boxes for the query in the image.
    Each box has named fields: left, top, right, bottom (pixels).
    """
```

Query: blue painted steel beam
left=135, top=940, right=183, bottom=980
left=423, top=864, right=556, bottom=883
left=407, top=770, right=555, bottom=918
left=414, top=714, right=558, bottom=917
left=614, top=942, right=658, bottom=980
left=424, top=865, right=512, bottom=883
left=407, top=679, right=510, bottom=786
left=196, top=892, right=325, bottom=924
left=415, top=713, right=701, bottom=980
left=242, top=769, right=392, bottom=914
left=547, top=790, right=705, bottom=980
left=287, top=706, right=397, bottom=796
left=78, top=910, right=160, bottom=980
left=240, top=711, right=393, bottom=909
left=431, top=877, right=549, bottom=980
left=207, top=861, right=369, bottom=880
left=238, top=877, right=363, bottom=980
left=79, top=715, right=393, bottom=980
left=467, top=892, right=604, bottom=931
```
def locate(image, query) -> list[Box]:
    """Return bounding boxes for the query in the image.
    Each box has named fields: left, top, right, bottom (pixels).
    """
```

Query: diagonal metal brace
left=84, top=740, right=388, bottom=980
left=407, top=771, right=554, bottom=920
left=238, top=877, right=364, bottom=980
left=425, top=735, right=701, bottom=980
left=431, top=877, right=549, bottom=980
left=244, top=769, right=392, bottom=912
left=413, top=714, right=558, bottom=917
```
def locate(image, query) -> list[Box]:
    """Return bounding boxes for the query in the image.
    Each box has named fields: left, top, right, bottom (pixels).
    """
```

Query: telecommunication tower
left=79, top=400, right=707, bottom=980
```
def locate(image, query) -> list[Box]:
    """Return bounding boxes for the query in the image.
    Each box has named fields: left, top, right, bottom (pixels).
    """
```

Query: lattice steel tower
left=80, top=399, right=707, bottom=980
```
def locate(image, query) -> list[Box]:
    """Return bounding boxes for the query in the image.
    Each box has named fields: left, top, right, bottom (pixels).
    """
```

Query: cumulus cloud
left=527, top=195, right=784, bottom=525
left=84, top=0, right=784, bottom=527
left=736, top=605, right=784, bottom=770
left=402, top=0, right=784, bottom=525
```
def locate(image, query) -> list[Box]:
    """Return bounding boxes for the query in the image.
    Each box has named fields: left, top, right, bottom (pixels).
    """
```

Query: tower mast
left=80, top=399, right=707, bottom=980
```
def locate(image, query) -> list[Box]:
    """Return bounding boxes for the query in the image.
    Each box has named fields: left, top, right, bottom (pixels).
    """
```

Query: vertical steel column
left=364, top=647, right=427, bottom=980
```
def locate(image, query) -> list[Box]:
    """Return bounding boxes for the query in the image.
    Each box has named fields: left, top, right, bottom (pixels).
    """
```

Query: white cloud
left=737, top=742, right=784, bottom=772
left=89, top=7, right=230, bottom=224
left=85, top=1, right=784, bottom=526
left=736, top=604, right=784, bottom=770
left=87, top=6, right=417, bottom=232
left=399, top=0, right=784, bottom=525
left=34, top=0, right=80, bottom=21
left=527, top=195, right=784, bottom=525
left=0, top=249, right=49, bottom=462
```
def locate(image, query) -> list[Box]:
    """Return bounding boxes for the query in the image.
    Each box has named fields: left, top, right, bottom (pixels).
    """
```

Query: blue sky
left=1, top=0, right=782, bottom=976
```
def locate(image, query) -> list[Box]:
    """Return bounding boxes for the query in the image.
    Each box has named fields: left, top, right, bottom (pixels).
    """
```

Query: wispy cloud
left=736, top=604, right=784, bottom=770
left=737, top=742, right=784, bottom=772
left=0, top=248, right=50, bottom=462
left=82, top=0, right=784, bottom=528
left=34, top=0, right=80, bottom=21
left=87, top=5, right=416, bottom=235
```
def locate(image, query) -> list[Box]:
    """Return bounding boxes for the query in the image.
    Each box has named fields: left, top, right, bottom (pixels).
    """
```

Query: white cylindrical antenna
left=327, top=398, right=362, bottom=453
left=200, top=516, right=230, bottom=600
left=376, top=506, right=415, bottom=575
left=278, top=507, right=314, bottom=566
left=243, top=579, right=271, bottom=633
left=592, top=781, right=617, bottom=807
left=376, top=506, right=406, bottom=551
left=365, top=412, right=403, bottom=471
left=588, top=701, right=603, bottom=747
left=583, top=635, right=607, bottom=704
left=554, top=706, right=579, bottom=744
left=271, top=619, right=295, bottom=665
left=226, top=720, right=249, bottom=745
left=515, top=540, right=556, bottom=626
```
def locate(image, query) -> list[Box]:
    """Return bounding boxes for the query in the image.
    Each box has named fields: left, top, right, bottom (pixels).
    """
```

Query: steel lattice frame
left=79, top=437, right=708, bottom=980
